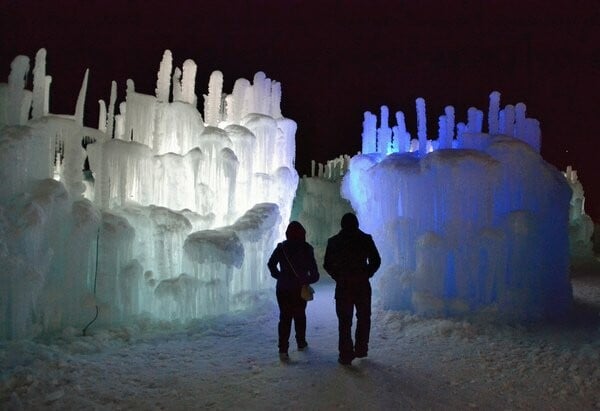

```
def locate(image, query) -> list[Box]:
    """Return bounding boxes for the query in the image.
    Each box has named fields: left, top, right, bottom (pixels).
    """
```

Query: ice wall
left=343, top=93, right=571, bottom=320
left=0, top=49, right=298, bottom=339
left=291, top=156, right=354, bottom=263
left=564, top=166, right=595, bottom=264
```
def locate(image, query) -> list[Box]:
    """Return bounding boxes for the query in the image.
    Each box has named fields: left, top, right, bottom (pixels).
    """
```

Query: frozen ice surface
left=341, top=93, right=573, bottom=320
left=565, top=166, right=595, bottom=264
left=0, top=49, right=297, bottom=339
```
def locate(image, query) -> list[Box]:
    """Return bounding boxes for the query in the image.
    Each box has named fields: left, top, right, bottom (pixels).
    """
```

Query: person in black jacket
left=268, top=221, right=320, bottom=361
left=323, top=212, right=381, bottom=365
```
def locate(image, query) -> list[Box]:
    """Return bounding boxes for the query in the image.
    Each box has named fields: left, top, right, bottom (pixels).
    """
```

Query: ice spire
left=466, top=107, right=483, bottom=133
left=438, top=105, right=454, bottom=149
left=270, top=81, right=282, bottom=118
left=44, top=75, right=52, bottom=115
left=205, top=70, right=224, bottom=126
left=230, top=78, right=250, bottom=123
left=361, top=111, right=377, bottom=154
left=32, top=48, right=47, bottom=119
left=515, top=102, right=527, bottom=139
left=392, top=111, right=410, bottom=153
left=438, top=115, right=447, bottom=147
left=488, top=91, right=501, bottom=135
left=416, top=97, right=427, bottom=156
left=181, top=59, right=197, bottom=105
left=252, top=72, right=270, bottom=114
left=377, top=105, right=392, bottom=154
left=172, top=67, right=182, bottom=102
left=500, top=104, right=515, bottom=136
left=107, top=81, right=117, bottom=138
left=74, top=68, right=89, bottom=126
left=7, top=55, right=30, bottom=125
left=155, top=50, right=172, bottom=103
left=98, top=99, right=107, bottom=131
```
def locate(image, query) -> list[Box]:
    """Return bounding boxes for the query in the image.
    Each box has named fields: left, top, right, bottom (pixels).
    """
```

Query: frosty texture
left=0, top=49, right=297, bottom=339
left=343, top=94, right=571, bottom=320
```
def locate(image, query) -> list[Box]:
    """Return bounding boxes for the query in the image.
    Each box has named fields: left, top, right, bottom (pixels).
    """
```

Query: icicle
left=74, top=69, right=89, bottom=126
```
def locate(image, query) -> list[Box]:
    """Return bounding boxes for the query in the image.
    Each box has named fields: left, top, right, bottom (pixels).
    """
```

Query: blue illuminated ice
left=342, top=94, right=572, bottom=320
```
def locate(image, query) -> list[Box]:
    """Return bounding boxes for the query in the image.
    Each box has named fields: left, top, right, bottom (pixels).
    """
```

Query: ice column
left=442, top=106, right=455, bottom=149
left=392, top=111, right=410, bottom=153
left=361, top=111, right=377, bottom=154
left=416, top=97, right=427, bottom=156
left=7, top=55, right=31, bottom=126
left=270, top=81, right=282, bottom=118
left=229, top=78, right=251, bottom=123
left=32, top=48, right=47, bottom=120
left=181, top=59, right=197, bottom=105
left=155, top=50, right=172, bottom=103
left=98, top=100, right=107, bottom=131
left=467, top=107, right=482, bottom=133
left=107, top=81, right=117, bottom=138
left=74, top=69, right=89, bottom=126
left=499, top=104, right=515, bottom=136
left=377, top=105, right=392, bottom=154
left=252, top=72, right=271, bottom=115
left=488, top=91, right=501, bottom=135
left=205, top=70, right=224, bottom=126
left=172, top=67, right=183, bottom=102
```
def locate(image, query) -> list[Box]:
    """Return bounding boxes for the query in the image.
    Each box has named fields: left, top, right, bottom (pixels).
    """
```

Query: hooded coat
left=268, top=221, right=320, bottom=291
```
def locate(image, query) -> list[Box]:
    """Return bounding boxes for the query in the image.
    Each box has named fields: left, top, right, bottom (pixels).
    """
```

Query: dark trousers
left=276, top=289, right=307, bottom=353
left=335, top=282, right=372, bottom=360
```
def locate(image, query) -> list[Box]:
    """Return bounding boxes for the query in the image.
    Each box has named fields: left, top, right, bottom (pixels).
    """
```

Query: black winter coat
left=323, top=228, right=381, bottom=285
left=268, top=240, right=320, bottom=291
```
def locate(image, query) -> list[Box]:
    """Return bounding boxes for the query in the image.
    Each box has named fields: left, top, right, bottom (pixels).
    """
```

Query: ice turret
left=377, top=105, right=392, bottom=154
left=416, top=97, right=427, bottom=156
left=156, top=50, right=172, bottom=103
left=205, top=70, right=224, bottom=126
left=74, top=69, right=89, bottom=126
left=32, top=48, right=47, bottom=119
left=7, top=55, right=31, bottom=126
left=181, top=59, right=197, bottom=105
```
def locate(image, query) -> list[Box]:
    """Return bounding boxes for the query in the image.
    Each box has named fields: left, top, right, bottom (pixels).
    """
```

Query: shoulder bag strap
left=281, top=247, right=300, bottom=279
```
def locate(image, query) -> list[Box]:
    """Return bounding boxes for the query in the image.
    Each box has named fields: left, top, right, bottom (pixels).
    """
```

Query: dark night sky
left=1, top=0, right=598, bottom=219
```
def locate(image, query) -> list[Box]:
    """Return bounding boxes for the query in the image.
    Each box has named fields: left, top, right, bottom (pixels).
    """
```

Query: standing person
left=324, top=212, right=381, bottom=365
left=268, top=221, right=320, bottom=361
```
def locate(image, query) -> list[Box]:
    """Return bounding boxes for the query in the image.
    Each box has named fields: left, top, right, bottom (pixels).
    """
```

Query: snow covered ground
left=2, top=267, right=600, bottom=411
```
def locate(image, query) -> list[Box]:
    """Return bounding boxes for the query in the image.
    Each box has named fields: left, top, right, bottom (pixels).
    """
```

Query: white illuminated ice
left=0, top=49, right=298, bottom=339
left=565, top=165, right=595, bottom=264
left=291, top=155, right=354, bottom=263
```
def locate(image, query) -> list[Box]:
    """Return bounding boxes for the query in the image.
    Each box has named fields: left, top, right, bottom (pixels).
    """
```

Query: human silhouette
left=324, top=213, right=381, bottom=365
left=268, top=221, right=320, bottom=361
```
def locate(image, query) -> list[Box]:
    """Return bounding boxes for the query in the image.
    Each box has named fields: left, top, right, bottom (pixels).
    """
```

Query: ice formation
left=0, top=49, right=298, bottom=339
left=343, top=93, right=572, bottom=320
left=291, top=155, right=354, bottom=263
left=564, top=166, right=595, bottom=264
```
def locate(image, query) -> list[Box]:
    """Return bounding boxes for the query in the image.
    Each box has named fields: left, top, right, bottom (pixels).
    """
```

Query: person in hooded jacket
left=268, top=221, right=320, bottom=361
left=324, top=212, right=381, bottom=365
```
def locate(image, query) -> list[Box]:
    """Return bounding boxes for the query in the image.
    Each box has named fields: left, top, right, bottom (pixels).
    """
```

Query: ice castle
left=0, top=47, right=581, bottom=340
left=340, top=95, right=573, bottom=320
left=0, top=49, right=298, bottom=339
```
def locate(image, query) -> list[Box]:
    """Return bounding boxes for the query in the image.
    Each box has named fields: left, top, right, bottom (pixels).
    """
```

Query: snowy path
left=2, top=276, right=600, bottom=410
